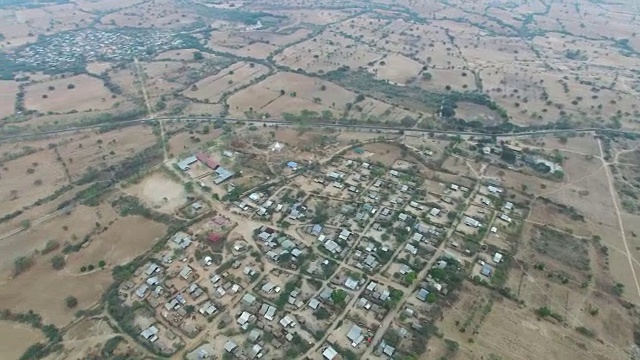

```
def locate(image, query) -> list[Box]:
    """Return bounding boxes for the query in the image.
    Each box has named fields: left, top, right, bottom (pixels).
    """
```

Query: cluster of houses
left=177, top=152, right=235, bottom=185
left=254, top=226, right=307, bottom=265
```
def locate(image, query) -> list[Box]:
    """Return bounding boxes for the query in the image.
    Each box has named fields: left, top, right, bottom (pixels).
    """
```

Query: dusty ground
left=24, top=74, right=117, bottom=113
left=127, top=172, right=187, bottom=213
left=0, top=80, right=18, bottom=119
left=0, top=320, right=45, bottom=359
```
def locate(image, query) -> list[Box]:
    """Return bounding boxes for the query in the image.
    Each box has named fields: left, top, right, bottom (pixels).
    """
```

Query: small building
left=287, top=161, right=298, bottom=170
left=224, top=340, right=238, bottom=353
left=344, top=277, right=359, bottom=290
left=481, top=265, right=493, bottom=277
left=308, top=298, right=320, bottom=310
left=323, top=346, right=338, bottom=360
left=416, top=288, right=429, bottom=302
left=493, top=252, right=503, bottom=264
left=347, top=324, right=364, bottom=347
left=177, top=155, right=198, bottom=171
left=141, top=326, right=159, bottom=342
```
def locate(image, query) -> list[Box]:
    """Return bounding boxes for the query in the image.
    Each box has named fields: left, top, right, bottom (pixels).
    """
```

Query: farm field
left=184, top=61, right=270, bottom=103
left=24, top=74, right=117, bottom=113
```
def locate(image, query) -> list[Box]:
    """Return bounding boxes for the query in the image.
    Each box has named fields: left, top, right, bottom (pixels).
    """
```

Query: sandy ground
left=128, top=172, right=187, bottom=213
left=24, top=74, right=117, bottom=113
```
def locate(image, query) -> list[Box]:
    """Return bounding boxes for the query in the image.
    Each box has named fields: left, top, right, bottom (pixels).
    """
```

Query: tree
left=67, top=84, right=75, bottom=90
left=51, top=255, right=65, bottom=270
left=355, top=94, right=365, bottom=103
left=20, top=219, right=31, bottom=229
left=426, top=292, right=437, bottom=303
left=331, top=289, right=347, bottom=305
left=613, top=283, right=624, bottom=296
left=65, top=296, right=78, bottom=308
left=13, top=256, right=33, bottom=276
left=280, top=89, right=286, bottom=96
left=98, top=260, right=106, bottom=268
left=422, top=72, right=432, bottom=80
left=193, top=51, right=204, bottom=61
left=185, top=305, right=195, bottom=314
left=87, top=264, right=95, bottom=271
left=315, top=307, right=331, bottom=320
left=400, top=116, right=417, bottom=127
left=184, top=182, right=194, bottom=193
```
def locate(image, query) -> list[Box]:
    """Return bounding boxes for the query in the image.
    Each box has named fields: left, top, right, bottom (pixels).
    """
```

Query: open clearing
left=24, top=74, right=117, bottom=113
left=0, top=213, right=166, bottom=326
left=0, top=80, right=18, bottom=118
left=184, top=61, right=270, bottom=103
left=0, top=320, right=45, bottom=358
left=128, top=172, right=187, bottom=213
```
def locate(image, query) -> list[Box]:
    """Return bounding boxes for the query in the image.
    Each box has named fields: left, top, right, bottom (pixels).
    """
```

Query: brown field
left=184, top=61, right=270, bottom=103
left=0, top=149, right=68, bottom=216
left=55, top=125, right=158, bottom=181
left=367, top=54, right=423, bottom=85
left=0, top=80, right=18, bottom=118
left=0, top=211, right=166, bottom=326
left=273, top=30, right=384, bottom=74
left=98, top=0, right=199, bottom=29
left=439, top=284, right=630, bottom=360
left=127, top=172, right=187, bottom=213
left=0, top=320, right=45, bottom=359
left=228, top=71, right=417, bottom=121
left=24, top=74, right=117, bottom=113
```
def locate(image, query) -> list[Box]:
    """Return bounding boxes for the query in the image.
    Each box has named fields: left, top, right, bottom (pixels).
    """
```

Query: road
left=1, top=115, right=639, bottom=142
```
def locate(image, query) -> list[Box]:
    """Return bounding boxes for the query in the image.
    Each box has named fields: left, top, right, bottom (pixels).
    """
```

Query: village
left=115, top=127, right=526, bottom=360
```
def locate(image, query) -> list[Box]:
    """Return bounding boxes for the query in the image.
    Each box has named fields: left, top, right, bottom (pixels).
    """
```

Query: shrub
left=51, top=255, right=65, bottom=270
left=13, top=256, right=33, bottom=276
left=65, top=296, right=78, bottom=308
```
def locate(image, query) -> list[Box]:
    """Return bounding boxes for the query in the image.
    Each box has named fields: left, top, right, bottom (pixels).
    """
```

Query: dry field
left=0, top=320, right=45, bottom=359
left=0, top=148, right=68, bottom=216
left=273, top=30, right=384, bottom=74
left=184, top=61, right=270, bottom=103
left=438, top=284, right=630, bottom=360
left=368, top=54, right=422, bottom=85
left=55, top=125, right=158, bottom=181
left=127, top=172, right=187, bottom=213
left=0, top=80, right=18, bottom=118
left=0, top=209, right=166, bottom=326
left=24, top=74, right=117, bottom=113
left=98, top=0, right=199, bottom=29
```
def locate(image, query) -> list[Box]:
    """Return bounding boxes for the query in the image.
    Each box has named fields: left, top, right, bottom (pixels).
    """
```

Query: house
left=493, top=252, right=503, bottom=264
left=366, top=281, right=378, bottom=292
left=242, top=293, right=257, bottom=306
left=324, top=240, right=342, bottom=254
left=287, top=161, right=298, bottom=170
left=504, top=202, right=514, bottom=211
left=389, top=170, right=399, bottom=177
left=262, top=282, right=276, bottom=293
left=248, top=329, right=263, bottom=343
left=487, top=185, right=503, bottom=194
left=196, top=152, right=219, bottom=170
left=199, top=302, right=217, bottom=316
left=177, top=155, right=198, bottom=171
left=237, top=311, right=252, bottom=325
left=344, top=277, right=359, bottom=290
left=416, top=288, right=429, bottom=302
left=279, top=315, right=296, bottom=328
left=224, top=340, right=238, bottom=353
left=308, top=298, right=320, bottom=310
left=249, top=344, right=263, bottom=359
left=249, top=193, right=261, bottom=202
left=323, top=346, right=338, bottom=360
left=146, top=276, right=159, bottom=286
left=179, top=265, right=192, bottom=280
left=339, top=229, right=351, bottom=240
left=141, top=326, right=159, bottom=342
left=464, top=217, right=481, bottom=228
left=405, top=243, right=418, bottom=255
left=347, top=324, right=364, bottom=347
left=319, top=287, right=333, bottom=301
left=450, top=184, right=459, bottom=191
left=481, top=265, right=493, bottom=277
left=429, top=208, right=441, bottom=217
left=172, top=232, right=192, bottom=249
left=499, top=213, right=512, bottom=223
left=265, top=306, right=276, bottom=321
left=311, top=224, right=323, bottom=235
left=214, top=167, right=235, bottom=184
left=192, top=202, right=203, bottom=211
left=223, top=150, right=234, bottom=157
left=412, top=233, right=423, bottom=242
left=145, top=263, right=160, bottom=276
left=135, top=284, right=149, bottom=298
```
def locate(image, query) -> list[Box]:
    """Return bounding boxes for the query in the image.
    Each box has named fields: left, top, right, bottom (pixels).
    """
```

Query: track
left=1, top=115, right=639, bottom=142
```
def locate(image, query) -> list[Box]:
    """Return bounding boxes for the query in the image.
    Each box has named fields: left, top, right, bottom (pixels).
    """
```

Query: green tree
left=98, top=260, right=106, bottom=268
left=331, top=289, right=347, bottom=305
left=422, top=72, right=432, bottom=80
left=13, top=256, right=33, bottom=276
left=193, top=51, right=204, bottom=61
left=65, top=296, right=78, bottom=308
left=51, top=255, right=65, bottom=270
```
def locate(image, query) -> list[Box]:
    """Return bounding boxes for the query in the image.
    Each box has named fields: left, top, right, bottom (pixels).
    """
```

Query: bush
left=51, top=255, right=65, bottom=270
left=80, top=266, right=87, bottom=272
left=41, top=240, right=60, bottom=255
left=13, top=256, right=33, bottom=276
left=65, top=296, right=78, bottom=308
left=98, top=260, right=106, bottom=268
left=88, top=264, right=95, bottom=271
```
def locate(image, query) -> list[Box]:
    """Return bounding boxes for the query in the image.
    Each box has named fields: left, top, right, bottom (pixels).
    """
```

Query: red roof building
left=196, top=152, right=220, bottom=170
left=208, top=233, right=223, bottom=242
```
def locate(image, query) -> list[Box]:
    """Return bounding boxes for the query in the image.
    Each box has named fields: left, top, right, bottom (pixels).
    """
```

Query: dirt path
left=599, top=139, right=640, bottom=299
left=133, top=57, right=167, bottom=162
